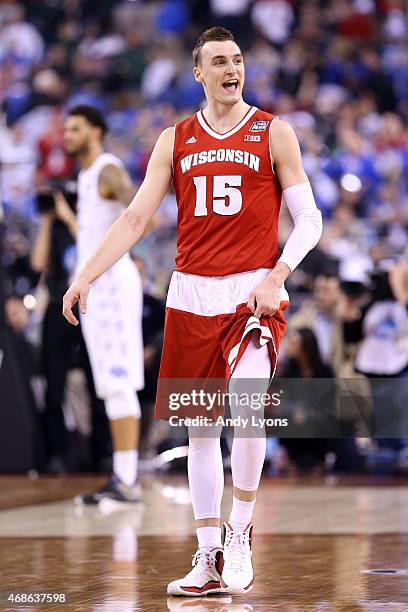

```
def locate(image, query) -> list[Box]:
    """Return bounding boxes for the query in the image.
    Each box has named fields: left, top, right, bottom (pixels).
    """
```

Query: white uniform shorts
left=80, top=259, right=144, bottom=399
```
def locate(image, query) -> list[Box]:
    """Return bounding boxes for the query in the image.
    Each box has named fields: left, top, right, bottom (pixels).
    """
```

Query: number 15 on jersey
left=193, top=175, right=242, bottom=217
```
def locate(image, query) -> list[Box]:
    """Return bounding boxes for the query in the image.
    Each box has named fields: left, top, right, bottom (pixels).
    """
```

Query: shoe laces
left=224, top=529, right=249, bottom=571
left=191, top=548, right=217, bottom=571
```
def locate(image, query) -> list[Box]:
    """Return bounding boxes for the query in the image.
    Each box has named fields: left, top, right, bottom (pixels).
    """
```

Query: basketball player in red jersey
left=63, top=28, right=322, bottom=596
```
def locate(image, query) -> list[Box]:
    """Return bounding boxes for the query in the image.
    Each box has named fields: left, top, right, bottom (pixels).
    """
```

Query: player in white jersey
left=64, top=106, right=144, bottom=504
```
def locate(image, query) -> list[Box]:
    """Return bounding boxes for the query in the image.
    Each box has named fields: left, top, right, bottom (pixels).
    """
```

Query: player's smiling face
left=194, top=40, right=245, bottom=106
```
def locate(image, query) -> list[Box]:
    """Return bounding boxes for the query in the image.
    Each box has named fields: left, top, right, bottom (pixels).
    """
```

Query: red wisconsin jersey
left=172, top=106, right=282, bottom=276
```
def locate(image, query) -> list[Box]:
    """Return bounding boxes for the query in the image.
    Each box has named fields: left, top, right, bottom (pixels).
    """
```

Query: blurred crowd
left=1, top=0, right=408, bottom=475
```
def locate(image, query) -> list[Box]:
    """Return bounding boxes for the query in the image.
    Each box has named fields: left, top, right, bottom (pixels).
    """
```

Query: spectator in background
left=108, top=30, right=148, bottom=90
left=352, top=264, right=408, bottom=378
left=251, top=0, right=294, bottom=47
left=328, top=0, right=376, bottom=43
left=346, top=261, right=408, bottom=449
left=281, top=327, right=335, bottom=378
left=209, top=0, right=252, bottom=46
left=0, top=120, right=37, bottom=218
left=37, top=107, right=74, bottom=185
left=322, top=126, right=380, bottom=212
left=140, top=43, right=179, bottom=103
left=287, top=272, right=346, bottom=374
left=279, top=327, right=361, bottom=473
left=357, top=49, right=396, bottom=113
left=0, top=3, right=44, bottom=73
left=319, top=202, right=371, bottom=262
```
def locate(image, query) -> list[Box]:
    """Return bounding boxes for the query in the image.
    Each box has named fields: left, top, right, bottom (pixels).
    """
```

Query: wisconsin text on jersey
left=180, top=149, right=260, bottom=174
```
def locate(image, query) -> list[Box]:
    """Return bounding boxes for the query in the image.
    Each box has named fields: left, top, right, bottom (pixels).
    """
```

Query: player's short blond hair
left=193, top=27, right=236, bottom=66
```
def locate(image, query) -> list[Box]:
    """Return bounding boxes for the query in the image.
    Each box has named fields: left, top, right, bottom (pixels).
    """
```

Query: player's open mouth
left=223, top=79, right=239, bottom=92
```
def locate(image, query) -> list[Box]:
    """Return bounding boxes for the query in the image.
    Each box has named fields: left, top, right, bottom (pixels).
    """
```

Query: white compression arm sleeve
left=278, top=181, right=323, bottom=273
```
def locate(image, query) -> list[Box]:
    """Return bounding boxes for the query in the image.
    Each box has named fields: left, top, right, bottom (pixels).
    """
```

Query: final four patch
left=249, top=120, right=269, bottom=132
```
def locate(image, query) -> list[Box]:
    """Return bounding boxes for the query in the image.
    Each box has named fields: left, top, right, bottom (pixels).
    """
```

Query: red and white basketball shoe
left=167, top=547, right=225, bottom=596
left=220, top=522, right=254, bottom=594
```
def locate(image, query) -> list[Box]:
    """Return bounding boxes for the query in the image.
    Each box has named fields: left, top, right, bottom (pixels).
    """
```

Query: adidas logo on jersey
left=185, top=136, right=197, bottom=144
left=244, top=134, right=261, bottom=142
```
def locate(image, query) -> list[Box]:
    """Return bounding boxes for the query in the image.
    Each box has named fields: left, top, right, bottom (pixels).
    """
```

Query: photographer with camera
left=31, top=187, right=110, bottom=474
left=342, top=257, right=408, bottom=458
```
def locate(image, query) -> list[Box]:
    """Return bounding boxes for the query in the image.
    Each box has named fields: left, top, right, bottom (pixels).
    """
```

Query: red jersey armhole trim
left=171, top=123, right=176, bottom=180
left=268, top=116, right=279, bottom=176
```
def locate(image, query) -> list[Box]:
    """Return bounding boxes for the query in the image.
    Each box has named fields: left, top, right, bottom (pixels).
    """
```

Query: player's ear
left=91, top=125, right=102, bottom=141
left=193, top=66, right=203, bottom=84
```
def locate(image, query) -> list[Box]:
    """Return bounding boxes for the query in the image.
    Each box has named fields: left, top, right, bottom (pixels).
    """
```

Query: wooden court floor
left=2, top=474, right=408, bottom=611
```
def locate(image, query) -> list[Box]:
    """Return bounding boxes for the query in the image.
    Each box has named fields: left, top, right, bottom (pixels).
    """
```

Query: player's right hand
left=62, top=278, right=90, bottom=326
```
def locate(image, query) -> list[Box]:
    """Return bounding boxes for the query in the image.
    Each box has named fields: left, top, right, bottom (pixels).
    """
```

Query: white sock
left=229, top=496, right=256, bottom=531
left=113, top=449, right=138, bottom=487
left=196, top=526, right=222, bottom=550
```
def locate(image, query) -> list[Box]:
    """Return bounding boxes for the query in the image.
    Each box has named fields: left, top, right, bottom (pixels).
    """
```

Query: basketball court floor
left=1, top=474, right=408, bottom=611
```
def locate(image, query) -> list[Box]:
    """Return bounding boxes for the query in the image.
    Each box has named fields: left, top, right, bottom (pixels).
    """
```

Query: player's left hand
left=247, top=279, right=281, bottom=318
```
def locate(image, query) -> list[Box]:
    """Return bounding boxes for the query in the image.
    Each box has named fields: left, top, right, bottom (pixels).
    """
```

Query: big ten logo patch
left=249, top=120, right=269, bottom=132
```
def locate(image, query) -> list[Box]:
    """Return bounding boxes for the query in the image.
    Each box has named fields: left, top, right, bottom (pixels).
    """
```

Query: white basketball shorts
left=80, top=258, right=144, bottom=399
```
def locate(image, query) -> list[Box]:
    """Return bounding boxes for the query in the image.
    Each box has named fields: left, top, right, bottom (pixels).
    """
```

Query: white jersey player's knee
left=105, top=387, right=141, bottom=420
